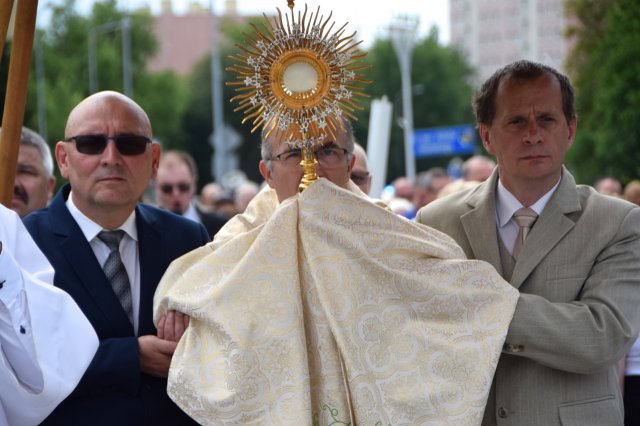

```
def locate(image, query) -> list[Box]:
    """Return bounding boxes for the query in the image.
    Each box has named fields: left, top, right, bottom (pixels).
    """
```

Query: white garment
left=0, top=204, right=98, bottom=426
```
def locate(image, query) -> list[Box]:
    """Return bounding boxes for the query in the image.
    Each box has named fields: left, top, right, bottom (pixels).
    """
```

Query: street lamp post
left=209, top=0, right=239, bottom=183
left=390, top=17, right=419, bottom=182
left=209, top=0, right=225, bottom=181
left=88, top=18, right=133, bottom=96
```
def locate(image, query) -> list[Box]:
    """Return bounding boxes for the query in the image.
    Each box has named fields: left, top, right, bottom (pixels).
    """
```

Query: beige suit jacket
left=417, top=167, right=640, bottom=426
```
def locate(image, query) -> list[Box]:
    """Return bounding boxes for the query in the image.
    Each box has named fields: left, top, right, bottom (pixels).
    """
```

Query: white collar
left=66, top=191, right=138, bottom=242
left=495, top=177, right=560, bottom=229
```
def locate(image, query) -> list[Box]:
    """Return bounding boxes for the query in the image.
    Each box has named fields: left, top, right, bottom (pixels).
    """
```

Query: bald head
left=56, top=90, right=159, bottom=229
left=351, top=142, right=371, bottom=194
left=65, top=91, right=152, bottom=139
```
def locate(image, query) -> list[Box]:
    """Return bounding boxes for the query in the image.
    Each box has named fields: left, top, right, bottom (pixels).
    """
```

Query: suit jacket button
left=498, top=407, right=508, bottom=418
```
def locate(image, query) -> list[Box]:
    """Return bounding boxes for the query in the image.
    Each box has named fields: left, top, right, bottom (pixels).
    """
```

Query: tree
left=21, top=0, right=187, bottom=181
left=566, top=0, right=640, bottom=184
left=179, top=15, right=270, bottom=187
left=357, top=27, right=476, bottom=181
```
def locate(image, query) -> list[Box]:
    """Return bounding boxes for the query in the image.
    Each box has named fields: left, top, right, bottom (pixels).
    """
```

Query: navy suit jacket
left=24, top=184, right=210, bottom=426
left=195, top=205, right=227, bottom=239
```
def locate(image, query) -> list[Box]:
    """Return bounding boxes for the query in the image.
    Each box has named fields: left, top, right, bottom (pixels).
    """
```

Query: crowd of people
left=2, top=59, right=639, bottom=425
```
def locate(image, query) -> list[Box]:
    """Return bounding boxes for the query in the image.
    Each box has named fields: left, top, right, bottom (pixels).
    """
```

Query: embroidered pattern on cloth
left=155, top=179, right=519, bottom=425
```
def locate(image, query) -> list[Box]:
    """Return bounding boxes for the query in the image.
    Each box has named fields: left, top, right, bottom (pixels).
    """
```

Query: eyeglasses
left=272, top=145, right=350, bottom=168
left=65, top=134, right=151, bottom=156
left=159, top=182, right=191, bottom=194
left=350, top=171, right=370, bottom=185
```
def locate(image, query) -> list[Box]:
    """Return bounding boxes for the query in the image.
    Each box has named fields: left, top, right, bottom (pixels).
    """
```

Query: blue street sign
left=413, top=124, right=476, bottom=157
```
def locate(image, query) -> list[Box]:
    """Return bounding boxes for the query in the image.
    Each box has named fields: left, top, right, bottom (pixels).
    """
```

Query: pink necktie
left=512, top=207, right=538, bottom=260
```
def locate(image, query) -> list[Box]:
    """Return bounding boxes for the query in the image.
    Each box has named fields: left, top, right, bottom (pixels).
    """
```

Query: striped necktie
left=98, top=230, right=133, bottom=324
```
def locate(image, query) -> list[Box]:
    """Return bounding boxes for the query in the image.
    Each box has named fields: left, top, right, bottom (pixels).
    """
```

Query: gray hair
left=20, top=127, right=54, bottom=177
left=260, top=117, right=356, bottom=170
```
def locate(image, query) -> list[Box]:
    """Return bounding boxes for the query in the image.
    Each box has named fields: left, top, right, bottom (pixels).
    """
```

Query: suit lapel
left=460, top=171, right=504, bottom=276
left=136, top=205, right=163, bottom=336
left=510, top=168, right=581, bottom=287
left=50, top=187, right=133, bottom=333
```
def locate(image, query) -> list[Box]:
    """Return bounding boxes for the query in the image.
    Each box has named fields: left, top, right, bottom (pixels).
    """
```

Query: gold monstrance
left=227, top=1, right=371, bottom=192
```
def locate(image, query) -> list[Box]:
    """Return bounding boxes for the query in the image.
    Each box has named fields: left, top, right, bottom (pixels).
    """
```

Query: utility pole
left=88, top=19, right=132, bottom=96
left=390, top=17, right=418, bottom=182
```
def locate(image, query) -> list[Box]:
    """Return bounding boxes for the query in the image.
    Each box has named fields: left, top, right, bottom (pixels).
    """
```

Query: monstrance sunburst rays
left=227, top=2, right=371, bottom=151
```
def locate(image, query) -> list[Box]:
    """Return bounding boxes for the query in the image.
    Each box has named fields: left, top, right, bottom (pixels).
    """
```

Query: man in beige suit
left=417, top=60, right=640, bottom=425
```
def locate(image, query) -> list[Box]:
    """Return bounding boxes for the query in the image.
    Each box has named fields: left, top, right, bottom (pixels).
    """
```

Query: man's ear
left=479, top=124, right=495, bottom=155
left=55, top=142, right=70, bottom=179
left=150, top=143, right=161, bottom=179
left=259, top=161, right=274, bottom=188
left=347, top=152, right=356, bottom=172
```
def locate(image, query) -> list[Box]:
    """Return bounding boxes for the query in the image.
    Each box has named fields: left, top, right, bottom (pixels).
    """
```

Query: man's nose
left=101, top=140, right=121, bottom=162
left=523, top=120, right=542, bottom=144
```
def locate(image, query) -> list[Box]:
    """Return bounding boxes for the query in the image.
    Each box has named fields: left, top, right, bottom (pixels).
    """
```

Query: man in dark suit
left=417, top=60, right=640, bottom=425
left=154, top=149, right=228, bottom=238
left=24, top=91, right=210, bottom=425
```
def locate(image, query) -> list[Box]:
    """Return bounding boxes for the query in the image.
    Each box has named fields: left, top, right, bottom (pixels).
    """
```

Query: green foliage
left=358, top=27, right=476, bottom=181
left=566, top=0, right=640, bottom=184
left=20, top=0, right=185, bottom=191
left=179, top=15, right=267, bottom=186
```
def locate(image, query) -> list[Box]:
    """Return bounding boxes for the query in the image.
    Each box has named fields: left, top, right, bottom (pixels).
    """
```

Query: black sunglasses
left=65, top=134, right=151, bottom=156
left=159, top=182, right=191, bottom=194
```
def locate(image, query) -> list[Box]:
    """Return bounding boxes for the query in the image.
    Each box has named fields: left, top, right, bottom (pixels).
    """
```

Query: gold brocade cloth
left=154, top=179, right=519, bottom=425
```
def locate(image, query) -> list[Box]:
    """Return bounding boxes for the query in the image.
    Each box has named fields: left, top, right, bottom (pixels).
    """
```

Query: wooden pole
left=0, top=0, right=38, bottom=208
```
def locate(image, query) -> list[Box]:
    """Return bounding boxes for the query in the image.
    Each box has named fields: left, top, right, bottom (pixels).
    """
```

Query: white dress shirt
left=183, top=202, right=202, bottom=224
left=67, top=193, right=141, bottom=334
left=495, top=177, right=560, bottom=255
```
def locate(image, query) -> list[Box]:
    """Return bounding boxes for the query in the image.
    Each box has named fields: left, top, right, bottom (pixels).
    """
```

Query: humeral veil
left=154, top=179, right=519, bottom=425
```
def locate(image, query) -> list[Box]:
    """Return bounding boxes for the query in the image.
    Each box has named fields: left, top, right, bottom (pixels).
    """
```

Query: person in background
left=594, top=176, right=622, bottom=197
left=0, top=204, right=98, bottom=425
left=233, top=180, right=260, bottom=214
left=417, top=60, right=640, bottom=425
left=412, top=167, right=452, bottom=211
left=7, top=126, right=56, bottom=218
left=391, top=176, right=414, bottom=201
left=24, top=91, right=209, bottom=425
left=461, top=155, right=495, bottom=182
left=199, top=181, right=225, bottom=209
left=154, top=150, right=227, bottom=238
left=350, top=142, right=372, bottom=194
left=622, top=180, right=640, bottom=206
